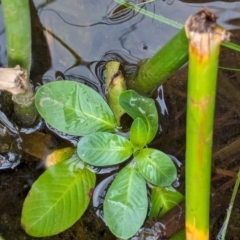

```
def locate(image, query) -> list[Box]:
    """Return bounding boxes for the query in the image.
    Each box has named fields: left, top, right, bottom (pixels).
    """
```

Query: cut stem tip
left=185, top=8, right=231, bottom=56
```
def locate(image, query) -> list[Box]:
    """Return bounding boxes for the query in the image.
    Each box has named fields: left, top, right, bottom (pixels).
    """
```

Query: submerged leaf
left=77, top=132, right=133, bottom=166
left=21, top=156, right=96, bottom=237
left=136, top=148, right=177, bottom=186
left=149, top=186, right=184, bottom=218
left=119, top=90, right=158, bottom=144
left=104, top=165, right=148, bottom=239
left=35, top=81, right=116, bottom=136
left=45, top=147, right=75, bottom=168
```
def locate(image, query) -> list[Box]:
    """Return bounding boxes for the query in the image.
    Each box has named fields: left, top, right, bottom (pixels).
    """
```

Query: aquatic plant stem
left=2, top=0, right=31, bottom=74
left=185, top=9, right=230, bottom=240
left=2, top=0, right=37, bottom=126
left=127, top=27, right=188, bottom=95
left=106, top=61, right=126, bottom=126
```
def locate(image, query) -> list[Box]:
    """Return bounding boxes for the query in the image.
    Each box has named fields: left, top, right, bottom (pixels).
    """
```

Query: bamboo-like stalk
left=2, top=0, right=31, bottom=74
left=185, top=8, right=230, bottom=239
left=127, top=27, right=188, bottom=96
left=2, top=0, right=37, bottom=126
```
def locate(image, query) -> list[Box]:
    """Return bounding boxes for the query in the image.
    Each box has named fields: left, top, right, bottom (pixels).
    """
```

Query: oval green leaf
left=149, top=186, right=184, bottom=218
left=136, top=148, right=177, bottom=186
left=130, top=117, right=148, bottom=149
left=104, top=165, right=148, bottom=239
left=21, top=156, right=96, bottom=237
left=77, top=132, right=133, bottom=166
left=35, top=81, right=116, bottom=136
left=119, top=90, right=158, bottom=144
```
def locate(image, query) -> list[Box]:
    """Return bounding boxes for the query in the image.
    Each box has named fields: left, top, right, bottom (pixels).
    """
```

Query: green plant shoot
left=185, top=9, right=230, bottom=240
left=22, top=80, right=178, bottom=239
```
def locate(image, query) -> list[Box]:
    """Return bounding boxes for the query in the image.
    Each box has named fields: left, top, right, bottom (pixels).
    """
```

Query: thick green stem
left=12, top=93, right=36, bottom=126
left=2, top=0, right=31, bottom=75
left=2, top=0, right=37, bottom=126
left=127, top=28, right=188, bottom=96
left=185, top=9, right=230, bottom=239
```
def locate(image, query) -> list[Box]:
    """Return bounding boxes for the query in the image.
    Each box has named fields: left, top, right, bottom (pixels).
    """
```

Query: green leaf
left=119, top=90, right=158, bottom=144
left=130, top=117, right=148, bottom=150
left=21, top=156, right=96, bottom=237
left=104, top=165, right=148, bottom=239
left=149, top=186, right=184, bottom=218
left=136, top=148, right=177, bottom=186
left=35, top=81, right=116, bottom=136
left=77, top=132, right=133, bottom=166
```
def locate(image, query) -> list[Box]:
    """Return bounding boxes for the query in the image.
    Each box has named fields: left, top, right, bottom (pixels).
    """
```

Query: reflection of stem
left=36, top=0, right=56, bottom=11
left=115, top=0, right=183, bottom=29
left=185, top=8, right=230, bottom=240
left=43, top=26, right=82, bottom=71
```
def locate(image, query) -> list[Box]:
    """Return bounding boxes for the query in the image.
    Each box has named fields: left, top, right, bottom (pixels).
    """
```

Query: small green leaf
left=130, top=117, right=148, bottom=149
left=119, top=90, right=158, bottom=144
left=136, top=148, right=177, bottom=186
left=149, top=186, right=184, bottom=218
left=35, top=81, right=116, bottom=136
left=77, top=132, right=133, bottom=166
left=104, top=165, right=148, bottom=239
left=21, top=156, right=96, bottom=237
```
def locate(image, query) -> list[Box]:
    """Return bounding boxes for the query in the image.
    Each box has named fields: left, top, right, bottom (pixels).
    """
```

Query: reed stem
left=185, top=8, right=230, bottom=239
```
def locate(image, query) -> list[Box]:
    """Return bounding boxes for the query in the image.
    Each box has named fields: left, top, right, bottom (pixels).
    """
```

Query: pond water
left=0, top=0, right=240, bottom=239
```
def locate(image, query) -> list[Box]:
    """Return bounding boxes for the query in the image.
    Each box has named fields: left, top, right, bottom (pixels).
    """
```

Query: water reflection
left=107, top=0, right=140, bottom=24
left=95, top=50, right=139, bottom=92
left=32, top=0, right=183, bottom=78
left=46, top=123, right=80, bottom=146
left=0, top=111, right=21, bottom=169
left=32, top=0, right=240, bottom=83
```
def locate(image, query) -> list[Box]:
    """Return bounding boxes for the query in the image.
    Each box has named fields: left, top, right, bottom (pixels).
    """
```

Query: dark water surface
left=0, top=0, right=240, bottom=239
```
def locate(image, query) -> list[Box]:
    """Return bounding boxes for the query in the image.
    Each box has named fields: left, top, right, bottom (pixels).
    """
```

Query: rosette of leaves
left=77, top=87, right=178, bottom=238
left=21, top=81, right=177, bottom=239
